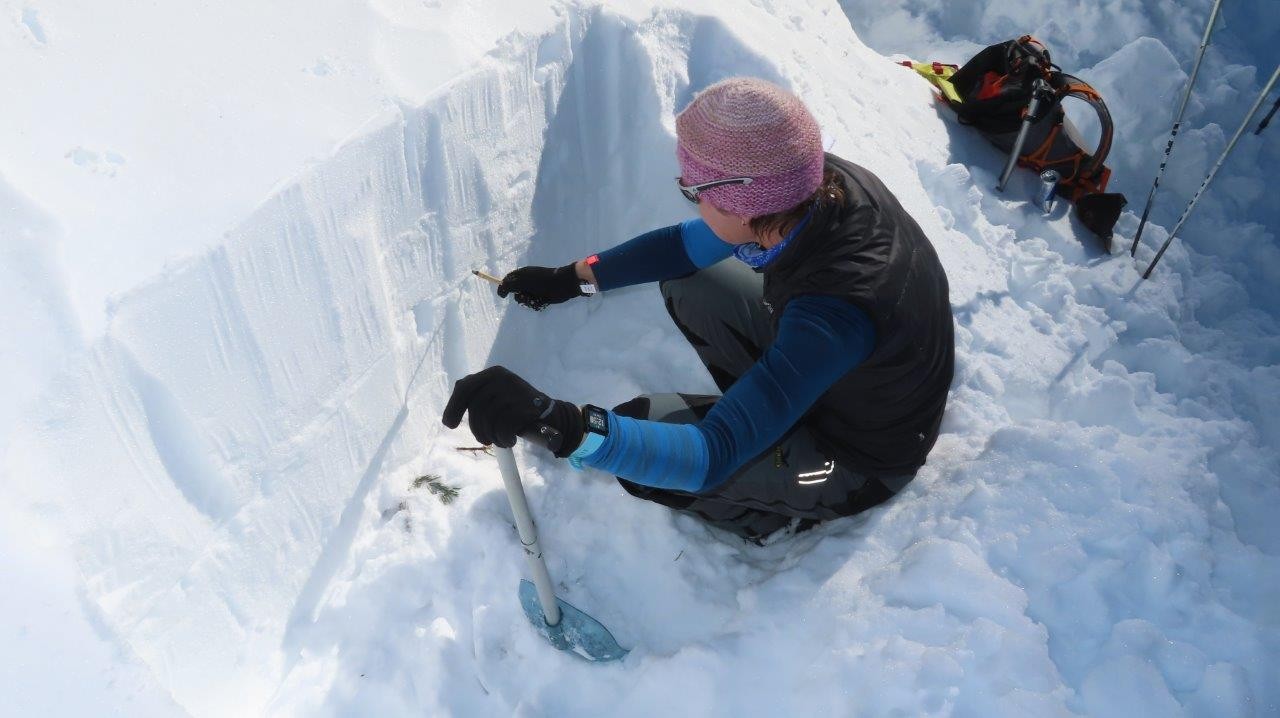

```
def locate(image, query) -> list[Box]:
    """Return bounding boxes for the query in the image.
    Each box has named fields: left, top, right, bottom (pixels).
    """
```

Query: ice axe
left=996, top=78, right=1056, bottom=193
left=494, top=441, right=628, bottom=662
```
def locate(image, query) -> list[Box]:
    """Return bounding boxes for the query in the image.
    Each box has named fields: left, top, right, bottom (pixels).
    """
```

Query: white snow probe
left=494, top=446, right=627, bottom=662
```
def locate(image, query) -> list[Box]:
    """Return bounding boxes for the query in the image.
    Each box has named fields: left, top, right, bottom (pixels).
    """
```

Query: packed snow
left=1, top=0, right=1276, bottom=716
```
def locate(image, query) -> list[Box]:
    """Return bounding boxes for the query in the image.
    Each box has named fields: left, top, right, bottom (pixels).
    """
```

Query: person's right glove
left=441, top=365, right=584, bottom=456
left=497, top=263, right=585, bottom=310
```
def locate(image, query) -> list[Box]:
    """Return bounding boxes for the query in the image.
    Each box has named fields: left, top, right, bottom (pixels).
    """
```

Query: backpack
left=904, top=36, right=1128, bottom=248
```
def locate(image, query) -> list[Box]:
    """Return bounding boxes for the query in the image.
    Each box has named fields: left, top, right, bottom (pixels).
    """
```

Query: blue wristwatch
left=568, top=405, right=609, bottom=470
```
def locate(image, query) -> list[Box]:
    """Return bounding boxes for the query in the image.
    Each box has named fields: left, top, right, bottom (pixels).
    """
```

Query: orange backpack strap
left=1052, top=74, right=1115, bottom=183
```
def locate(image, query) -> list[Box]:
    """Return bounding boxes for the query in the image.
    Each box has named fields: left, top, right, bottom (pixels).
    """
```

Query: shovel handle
left=495, top=447, right=562, bottom=626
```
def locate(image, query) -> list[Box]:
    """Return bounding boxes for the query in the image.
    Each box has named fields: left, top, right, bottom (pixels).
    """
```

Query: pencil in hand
left=472, top=269, right=502, bottom=285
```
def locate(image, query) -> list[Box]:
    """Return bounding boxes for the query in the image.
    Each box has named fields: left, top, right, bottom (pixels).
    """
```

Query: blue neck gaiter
left=732, top=209, right=813, bottom=269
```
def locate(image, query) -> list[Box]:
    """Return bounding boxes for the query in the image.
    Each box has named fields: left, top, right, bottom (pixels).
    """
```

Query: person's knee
left=658, top=271, right=698, bottom=302
left=612, top=395, right=651, bottom=419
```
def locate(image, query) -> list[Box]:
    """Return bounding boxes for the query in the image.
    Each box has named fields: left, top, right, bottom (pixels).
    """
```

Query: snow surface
left=1, top=0, right=1277, bottom=716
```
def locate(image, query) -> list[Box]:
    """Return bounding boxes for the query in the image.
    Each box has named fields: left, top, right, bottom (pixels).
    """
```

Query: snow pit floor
left=1, top=1, right=1276, bottom=716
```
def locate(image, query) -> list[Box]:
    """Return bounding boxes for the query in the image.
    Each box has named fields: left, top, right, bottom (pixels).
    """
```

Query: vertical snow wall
left=9, top=9, right=574, bottom=713
left=4, top=8, right=821, bottom=714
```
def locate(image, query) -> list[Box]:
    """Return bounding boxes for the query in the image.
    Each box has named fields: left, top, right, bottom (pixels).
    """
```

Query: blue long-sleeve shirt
left=580, top=219, right=876, bottom=493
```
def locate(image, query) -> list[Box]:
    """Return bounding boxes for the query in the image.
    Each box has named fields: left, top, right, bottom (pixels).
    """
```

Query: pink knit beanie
left=676, top=77, right=825, bottom=218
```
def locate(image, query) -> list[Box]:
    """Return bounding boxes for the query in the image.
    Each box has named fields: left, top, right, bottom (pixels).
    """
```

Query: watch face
left=586, top=406, right=608, bottom=434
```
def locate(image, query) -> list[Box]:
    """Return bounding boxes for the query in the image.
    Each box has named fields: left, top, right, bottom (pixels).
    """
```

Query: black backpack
left=909, top=36, right=1128, bottom=247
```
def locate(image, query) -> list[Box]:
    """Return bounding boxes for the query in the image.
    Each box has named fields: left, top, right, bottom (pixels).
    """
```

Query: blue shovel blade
left=519, top=579, right=629, bottom=662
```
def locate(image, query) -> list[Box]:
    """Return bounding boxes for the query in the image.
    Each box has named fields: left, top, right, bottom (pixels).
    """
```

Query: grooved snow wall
left=9, top=14, right=597, bottom=714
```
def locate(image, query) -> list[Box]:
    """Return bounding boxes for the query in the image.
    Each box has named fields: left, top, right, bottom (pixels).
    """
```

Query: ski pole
left=1130, top=0, right=1224, bottom=257
left=495, top=446, right=561, bottom=626
left=1144, top=64, right=1280, bottom=279
left=996, top=79, right=1052, bottom=193
left=1255, top=96, right=1279, bottom=135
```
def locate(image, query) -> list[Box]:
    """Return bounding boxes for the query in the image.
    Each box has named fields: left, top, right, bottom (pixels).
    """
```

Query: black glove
left=497, top=264, right=584, bottom=310
left=441, top=366, right=584, bottom=457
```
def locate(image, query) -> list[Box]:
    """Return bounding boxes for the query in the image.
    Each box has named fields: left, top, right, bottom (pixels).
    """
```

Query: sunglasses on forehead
left=675, top=175, right=753, bottom=203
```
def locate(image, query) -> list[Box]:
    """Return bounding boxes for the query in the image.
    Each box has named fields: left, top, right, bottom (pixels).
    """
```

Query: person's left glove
left=441, top=365, right=584, bottom=457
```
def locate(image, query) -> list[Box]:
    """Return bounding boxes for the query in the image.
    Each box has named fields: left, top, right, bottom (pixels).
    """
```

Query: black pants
left=613, top=261, right=905, bottom=542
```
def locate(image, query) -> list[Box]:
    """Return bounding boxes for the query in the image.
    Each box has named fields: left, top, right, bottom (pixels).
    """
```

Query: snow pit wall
left=2, top=9, right=711, bottom=713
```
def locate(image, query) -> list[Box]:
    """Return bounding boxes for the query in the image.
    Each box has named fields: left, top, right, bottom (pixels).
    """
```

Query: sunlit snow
left=1, top=0, right=1276, bottom=716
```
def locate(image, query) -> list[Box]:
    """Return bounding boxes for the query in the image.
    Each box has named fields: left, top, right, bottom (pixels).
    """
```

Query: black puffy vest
left=764, top=155, right=955, bottom=479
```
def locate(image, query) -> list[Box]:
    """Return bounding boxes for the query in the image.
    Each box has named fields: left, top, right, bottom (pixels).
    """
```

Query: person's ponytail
left=748, top=167, right=846, bottom=240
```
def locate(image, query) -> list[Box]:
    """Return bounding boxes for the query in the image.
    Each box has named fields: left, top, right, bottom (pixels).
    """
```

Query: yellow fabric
left=907, top=62, right=963, bottom=105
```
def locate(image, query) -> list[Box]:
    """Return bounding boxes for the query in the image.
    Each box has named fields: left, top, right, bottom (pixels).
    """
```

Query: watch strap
left=568, top=431, right=606, bottom=470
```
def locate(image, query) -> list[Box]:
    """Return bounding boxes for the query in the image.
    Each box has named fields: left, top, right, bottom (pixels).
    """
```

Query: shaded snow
left=1, top=0, right=1277, bottom=716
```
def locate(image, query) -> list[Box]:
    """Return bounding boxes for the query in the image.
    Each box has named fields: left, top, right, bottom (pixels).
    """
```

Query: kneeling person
left=442, top=78, right=955, bottom=542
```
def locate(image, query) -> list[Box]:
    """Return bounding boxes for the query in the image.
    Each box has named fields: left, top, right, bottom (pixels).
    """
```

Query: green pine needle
left=412, top=474, right=460, bottom=504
